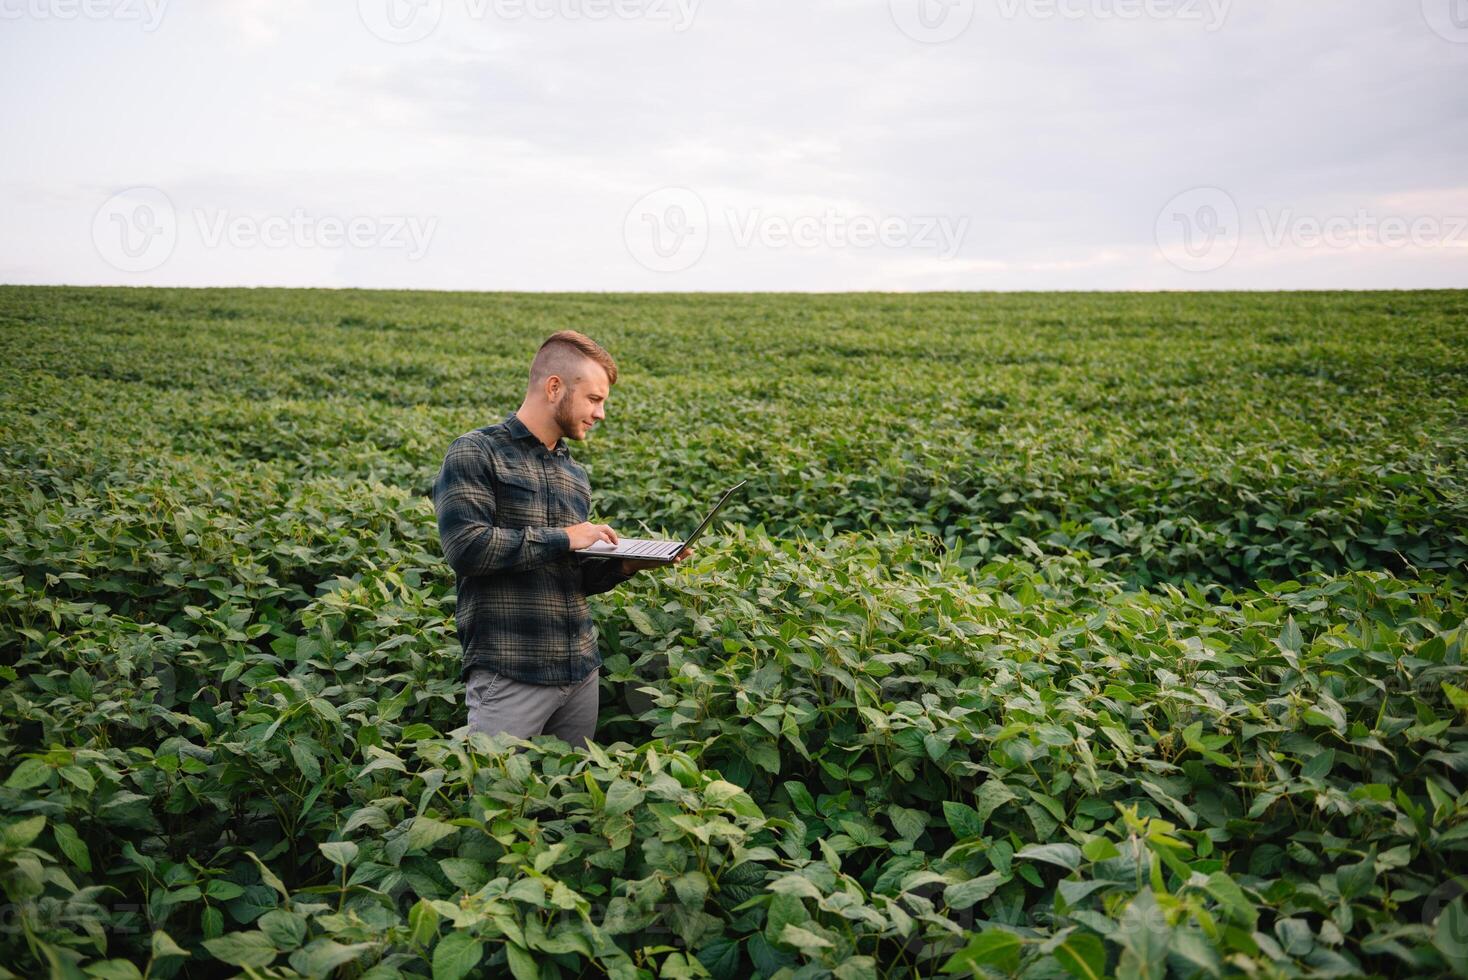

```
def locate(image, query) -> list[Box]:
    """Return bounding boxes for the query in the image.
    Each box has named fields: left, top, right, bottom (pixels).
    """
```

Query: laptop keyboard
left=617, top=539, right=678, bottom=558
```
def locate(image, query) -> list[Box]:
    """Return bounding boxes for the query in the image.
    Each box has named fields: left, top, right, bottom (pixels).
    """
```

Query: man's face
left=550, top=361, right=610, bottom=441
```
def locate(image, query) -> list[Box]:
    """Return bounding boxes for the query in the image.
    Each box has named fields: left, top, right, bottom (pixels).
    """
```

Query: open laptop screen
left=678, top=480, right=747, bottom=549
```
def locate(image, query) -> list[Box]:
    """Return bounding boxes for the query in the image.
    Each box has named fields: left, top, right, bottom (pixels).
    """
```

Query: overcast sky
left=2, top=0, right=1465, bottom=290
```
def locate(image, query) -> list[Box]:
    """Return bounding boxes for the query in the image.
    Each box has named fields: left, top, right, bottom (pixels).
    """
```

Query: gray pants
left=465, top=667, right=599, bottom=749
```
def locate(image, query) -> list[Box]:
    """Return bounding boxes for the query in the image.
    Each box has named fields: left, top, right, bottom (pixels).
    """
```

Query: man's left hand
left=621, top=547, right=693, bottom=575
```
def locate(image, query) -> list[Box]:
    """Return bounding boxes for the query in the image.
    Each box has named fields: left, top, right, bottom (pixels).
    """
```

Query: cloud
left=2, top=0, right=1466, bottom=288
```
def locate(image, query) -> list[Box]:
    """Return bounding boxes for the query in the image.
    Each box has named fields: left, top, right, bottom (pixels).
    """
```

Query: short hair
left=529, top=330, right=618, bottom=390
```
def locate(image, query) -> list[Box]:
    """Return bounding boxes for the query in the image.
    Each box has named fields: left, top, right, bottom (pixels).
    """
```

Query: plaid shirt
left=431, top=412, right=636, bottom=686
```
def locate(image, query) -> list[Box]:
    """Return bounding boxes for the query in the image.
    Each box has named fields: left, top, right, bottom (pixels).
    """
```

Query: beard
left=553, top=394, right=582, bottom=440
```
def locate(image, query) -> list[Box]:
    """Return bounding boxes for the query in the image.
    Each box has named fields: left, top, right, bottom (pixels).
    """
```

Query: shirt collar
left=504, top=411, right=568, bottom=457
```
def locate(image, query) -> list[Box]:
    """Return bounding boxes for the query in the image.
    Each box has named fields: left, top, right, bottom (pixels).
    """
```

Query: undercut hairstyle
left=528, top=330, right=618, bottom=391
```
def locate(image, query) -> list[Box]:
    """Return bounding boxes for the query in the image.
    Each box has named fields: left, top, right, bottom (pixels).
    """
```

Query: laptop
left=576, top=480, right=747, bottom=563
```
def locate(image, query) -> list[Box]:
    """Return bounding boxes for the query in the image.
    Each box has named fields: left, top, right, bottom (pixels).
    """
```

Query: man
left=430, top=330, right=688, bottom=749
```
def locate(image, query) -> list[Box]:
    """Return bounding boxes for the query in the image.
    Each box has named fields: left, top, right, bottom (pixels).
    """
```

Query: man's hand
left=566, top=522, right=619, bottom=551
left=620, top=547, right=693, bottom=575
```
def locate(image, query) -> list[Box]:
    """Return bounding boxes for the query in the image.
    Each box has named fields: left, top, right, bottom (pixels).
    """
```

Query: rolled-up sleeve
left=431, top=435, right=570, bottom=577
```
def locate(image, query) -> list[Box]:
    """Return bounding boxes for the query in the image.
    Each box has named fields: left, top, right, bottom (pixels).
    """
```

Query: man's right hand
left=566, top=522, right=620, bottom=551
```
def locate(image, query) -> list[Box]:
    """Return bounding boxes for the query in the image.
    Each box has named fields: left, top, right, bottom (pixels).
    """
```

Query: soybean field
left=1, top=286, right=1466, bottom=979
